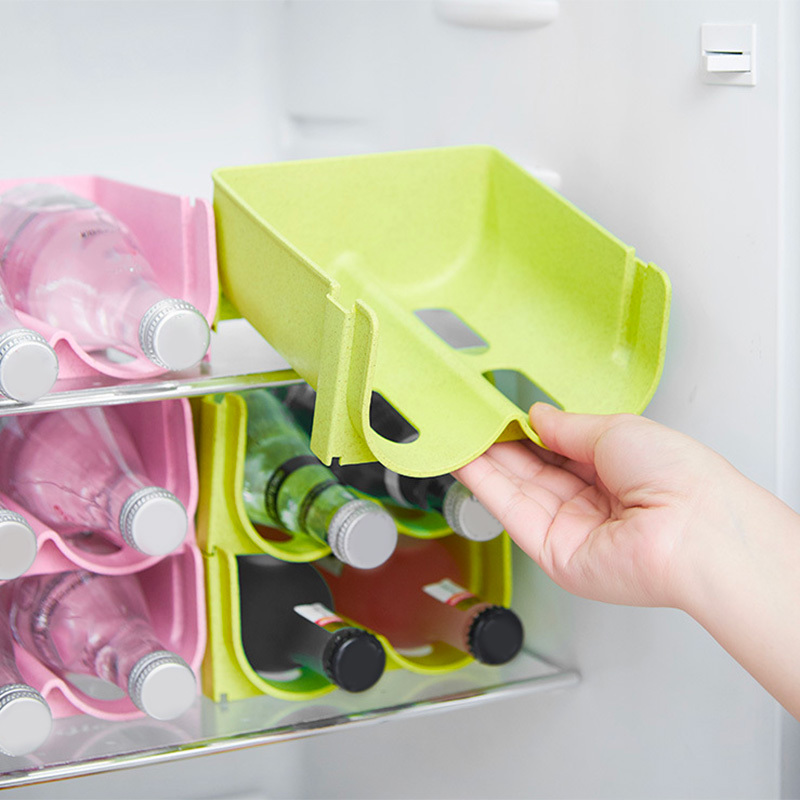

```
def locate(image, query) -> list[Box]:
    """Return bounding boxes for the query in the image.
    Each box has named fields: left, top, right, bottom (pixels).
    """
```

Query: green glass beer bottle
left=276, top=383, right=504, bottom=542
left=240, top=388, right=398, bottom=570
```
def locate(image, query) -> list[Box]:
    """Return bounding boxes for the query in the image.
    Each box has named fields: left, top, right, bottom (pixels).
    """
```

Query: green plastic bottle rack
left=194, top=392, right=330, bottom=562
left=195, top=390, right=514, bottom=701
left=201, top=535, right=513, bottom=703
left=213, top=146, right=671, bottom=478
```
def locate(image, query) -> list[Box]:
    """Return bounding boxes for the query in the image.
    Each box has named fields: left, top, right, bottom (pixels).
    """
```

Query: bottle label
left=423, top=578, right=475, bottom=606
left=294, top=603, right=343, bottom=628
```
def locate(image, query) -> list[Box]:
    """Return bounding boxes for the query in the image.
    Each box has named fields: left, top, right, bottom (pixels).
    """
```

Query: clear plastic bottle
left=0, top=183, right=210, bottom=372
left=317, top=535, right=524, bottom=665
left=9, top=570, right=196, bottom=720
left=237, top=554, right=386, bottom=692
left=0, top=406, right=187, bottom=557
left=278, top=383, right=504, bottom=542
left=0, top=589, right=52, bottom=756
left=0, top=272, right=59, bottom=403
left=240, top=388, right=397, bottom=570
left=0, top=501, right=38, bottom=580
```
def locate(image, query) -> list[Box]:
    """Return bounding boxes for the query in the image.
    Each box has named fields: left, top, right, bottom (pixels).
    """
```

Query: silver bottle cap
left=442, top=482, right=504, bottom=542
left=119, top=486, right=188, bottom=556
left=139, top=298, right=210, bottom=372
left=327, top=499, right=398, bottom=570
left=0, top=328, right=59, bottom=403
left=128, top=651, right=196, bottom=721
left=0, top=509, right=37, bottom=579
left=0, top=683, right=53, bottom=757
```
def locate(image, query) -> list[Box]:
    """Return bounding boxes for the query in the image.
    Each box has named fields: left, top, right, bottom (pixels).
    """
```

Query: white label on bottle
left=294, top=603, right=343, bottom=627
left=315, top=556, right=343, bottom=577
left=423, top=578, right=475, bottom=606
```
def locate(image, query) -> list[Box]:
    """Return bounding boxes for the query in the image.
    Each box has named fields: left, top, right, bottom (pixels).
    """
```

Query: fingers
left=454, top=441, right=592, bottom=537
left=530, top=403, right=635, bottom=465
left=481, top=441, right=588, bottom=504
left=454, top=445, right=612, bottom=579
left=453, top=449, right=561, bottom=557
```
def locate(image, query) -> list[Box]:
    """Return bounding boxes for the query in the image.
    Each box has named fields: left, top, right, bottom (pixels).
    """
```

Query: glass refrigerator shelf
left=0, top=319, right=299, bottom=417
left=0, top=650, right=578, bottom=788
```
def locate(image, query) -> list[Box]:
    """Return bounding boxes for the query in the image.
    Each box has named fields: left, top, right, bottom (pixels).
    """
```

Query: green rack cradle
left=213, top=145, right=671, bottom=478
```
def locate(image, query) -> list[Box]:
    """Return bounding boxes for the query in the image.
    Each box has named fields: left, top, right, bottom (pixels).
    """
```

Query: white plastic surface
left=701, top=22, right=757, bottom=85
left=0, top=514, right=37, bottom=580
left=328, top=501, right=398, bottom=570
left=136, top=661, right=197, bottom=722
left=148, top=306, right=211, bottom=372
left=127, top=491, right=188, bottom=556
left=443, top=483, right=504, bottom=542
left=0, top=337, right=59, bottom=404
left=433, top=0, right=559, bottom=29
left=0, top=692, right=52, bottom=758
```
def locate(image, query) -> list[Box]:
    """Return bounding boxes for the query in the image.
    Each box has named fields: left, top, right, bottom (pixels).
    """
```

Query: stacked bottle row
left=0, top=177, right=217, bottom=402
left=197, top=385, right=522, bottom=705
left=0, top=400, right=204, bottom=758
left=0, top=401, right=196, bottom=575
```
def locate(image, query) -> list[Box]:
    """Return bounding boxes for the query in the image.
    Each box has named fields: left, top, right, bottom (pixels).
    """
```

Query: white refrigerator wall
left=1, top=1, right=799, bottom=798
left=280, top=2, right=800, bottom=798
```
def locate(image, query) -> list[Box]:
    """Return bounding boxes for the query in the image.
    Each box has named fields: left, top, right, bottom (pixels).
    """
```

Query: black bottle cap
left=323, top=628, right=386, bottom=692
left=467, top=606, right=524, bottom=665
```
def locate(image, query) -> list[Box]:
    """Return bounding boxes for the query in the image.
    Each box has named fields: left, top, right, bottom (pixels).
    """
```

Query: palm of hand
left=454, top=415, right=713, bottom=608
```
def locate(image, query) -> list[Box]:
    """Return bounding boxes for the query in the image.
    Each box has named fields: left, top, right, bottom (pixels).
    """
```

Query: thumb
left=530, top=403, right=632, bottom=465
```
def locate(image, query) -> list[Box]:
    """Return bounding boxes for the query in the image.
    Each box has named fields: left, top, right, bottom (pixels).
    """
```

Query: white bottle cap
left=442, top=482, right=504, bottom=542
left=0, top=683, right=53, bottom=757
left=327, top=499, right=398, bottom=570
left=139, top=299, right=210, bottom=372
left=0, top=329, right=59, bottom=403
left=0, top=509, right=38, bottom=580
left=119, top=487, right=188, bottom=556
left=128, top=651, right=196, bottom=721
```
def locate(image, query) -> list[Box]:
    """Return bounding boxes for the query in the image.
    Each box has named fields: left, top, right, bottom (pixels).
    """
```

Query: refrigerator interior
left=1, top=1, right=799, bottom=797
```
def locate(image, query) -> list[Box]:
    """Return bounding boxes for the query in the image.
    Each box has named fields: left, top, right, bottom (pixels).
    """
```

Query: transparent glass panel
left=0, top=651, right=577, bottom=788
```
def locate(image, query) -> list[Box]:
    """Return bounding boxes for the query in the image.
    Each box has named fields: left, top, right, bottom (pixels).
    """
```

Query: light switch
left=701, top=23, right=756, bottom=86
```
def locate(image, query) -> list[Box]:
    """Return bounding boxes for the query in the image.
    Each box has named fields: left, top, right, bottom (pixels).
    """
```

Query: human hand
left=455, top=402, right=800, bottom=718
left=453, top=403, right=760, bottom=610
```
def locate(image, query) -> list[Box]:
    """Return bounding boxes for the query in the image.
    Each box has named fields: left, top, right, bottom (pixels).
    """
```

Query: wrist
left=676, top=464, right=798, bottom=621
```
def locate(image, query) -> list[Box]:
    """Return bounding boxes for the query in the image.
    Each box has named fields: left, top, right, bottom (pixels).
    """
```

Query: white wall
left=0, top=1, right=283, bottom=198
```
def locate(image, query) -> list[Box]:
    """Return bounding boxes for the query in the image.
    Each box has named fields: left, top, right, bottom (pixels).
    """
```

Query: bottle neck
left=417, top=581, right=491, bottom=653
left=0, top=293, right=23, bottom=339
left=392, top=473, right=454, bottom=512
left=0, top=615, right=23, bottom=688
left=299, top=480, right=356, bottom=543
left=92, top=620, right=166, bottom=693
left=288, top=604, right=349, bottom=679
left=332, top=463, right=454, bottom=513
left=107, top=279, right=171, bottom=356
left=103, top=469, right=149, bottom=541
left=244, top=449, right=356, bottom=548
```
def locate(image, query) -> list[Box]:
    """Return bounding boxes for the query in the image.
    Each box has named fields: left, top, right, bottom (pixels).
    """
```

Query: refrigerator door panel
left=276, top=1, right=800, bottom=797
